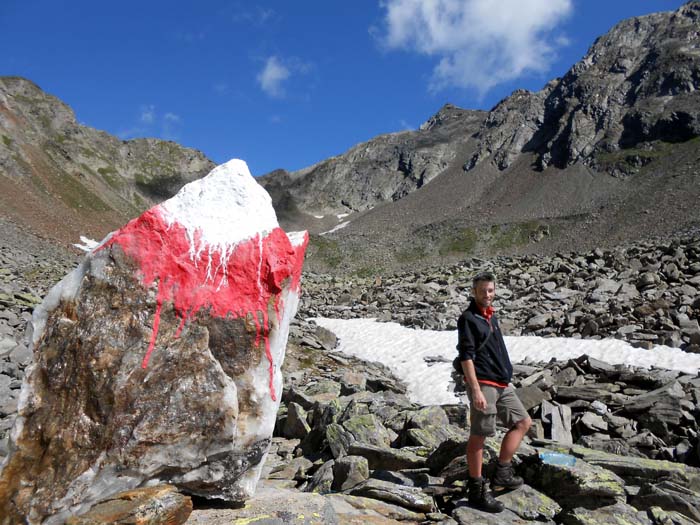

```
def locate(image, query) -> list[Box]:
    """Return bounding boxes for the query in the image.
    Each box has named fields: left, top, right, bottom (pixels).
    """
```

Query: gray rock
left=346, top=478, right=435, bottom=513
left=569, top=445, right=700, bottom=488
left=304, top=459, right=335, bottom=495
left=332, top=455, right=369, bottom=492
left=632, top=481, right=700, bottom=523
left=453, top=503, right=532, bottom=524
left=523, top=452, right=626, bottom=509
left=283, top=402, right=311, bottom=440
left=559, top=502, right=652, bottom=525
left=347, top=442, right=426, bottom=471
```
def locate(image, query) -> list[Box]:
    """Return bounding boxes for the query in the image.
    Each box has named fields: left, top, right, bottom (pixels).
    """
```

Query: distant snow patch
left=337, top=213, right=350, bottom=219
left=313, top=215, right=325, bottom=219
left=320, top=221, right=350, bottom=236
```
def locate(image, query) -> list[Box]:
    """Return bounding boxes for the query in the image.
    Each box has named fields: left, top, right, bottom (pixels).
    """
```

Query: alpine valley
left=2, top=3, right=700, bottom=525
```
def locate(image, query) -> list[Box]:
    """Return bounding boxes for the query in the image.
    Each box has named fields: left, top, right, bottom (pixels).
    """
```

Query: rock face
left=0, top=160, right=308, bottom=524
left=468, top=1, right=700, bottom=174
left=257, top=3, right=700, bottom=274
left=259, top=104, right=486, bottom=216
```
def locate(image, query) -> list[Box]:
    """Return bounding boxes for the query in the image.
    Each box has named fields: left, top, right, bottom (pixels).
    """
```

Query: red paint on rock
left=102, top=207, right=308, bottom=400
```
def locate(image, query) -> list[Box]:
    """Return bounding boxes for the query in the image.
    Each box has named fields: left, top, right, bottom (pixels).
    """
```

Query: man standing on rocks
left=457, top=271, right=532, bottom=513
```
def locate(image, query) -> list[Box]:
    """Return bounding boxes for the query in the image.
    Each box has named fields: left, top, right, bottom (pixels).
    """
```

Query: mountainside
left=259, top=104, right=486, bottom=229
left=467, top=1, right=700, bottom=174
left=261, top=2, right=700, bottom=274
left=0, top=77, right=215, bottom=247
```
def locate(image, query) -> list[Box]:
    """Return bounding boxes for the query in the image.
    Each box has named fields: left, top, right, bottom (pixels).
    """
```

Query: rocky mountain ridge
left=467, top=1, right=700, bottom=174
left=260, top=104, right=486, bottom=228
left=261, top=2, right=700, bottom=273
left=0, top=76, right=215, bottom=247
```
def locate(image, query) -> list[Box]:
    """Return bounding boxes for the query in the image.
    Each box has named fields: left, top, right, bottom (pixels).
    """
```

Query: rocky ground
left=1, top=222, right=700, bottom=523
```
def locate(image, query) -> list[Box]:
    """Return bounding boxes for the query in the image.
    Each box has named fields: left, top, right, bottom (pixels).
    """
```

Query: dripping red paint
left=102, top=207, right=308, bottom=401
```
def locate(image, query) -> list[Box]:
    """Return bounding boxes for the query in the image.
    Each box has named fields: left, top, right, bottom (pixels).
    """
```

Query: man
left=457, top=271, right=532, bottom=513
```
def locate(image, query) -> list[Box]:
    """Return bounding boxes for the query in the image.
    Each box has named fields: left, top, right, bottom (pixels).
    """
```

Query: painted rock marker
left=0, top=159, right=308, bottom=525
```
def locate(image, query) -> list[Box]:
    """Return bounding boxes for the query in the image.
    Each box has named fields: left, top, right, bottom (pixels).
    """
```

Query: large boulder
left=0, top=160, right=308, bottom=524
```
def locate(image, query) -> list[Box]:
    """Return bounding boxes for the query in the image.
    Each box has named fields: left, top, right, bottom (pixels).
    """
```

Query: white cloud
left=119, top=107, right=182, bottom=141
left=164, top=112, right=180, bottom=123
left=379, top=0, right=573, bottom=94
left=140, top=104, right=156, bottom=124
left=257, top=56, right=291, bottom=98
left=231, top=5, right=275, bottom=25
left=163, top=112, right=182, bottom=140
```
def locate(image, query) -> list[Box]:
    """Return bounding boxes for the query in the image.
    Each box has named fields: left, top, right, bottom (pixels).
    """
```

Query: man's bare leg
left=498, top=417, right=532, bottom=463
left=467, top=434, right=486, bottom=478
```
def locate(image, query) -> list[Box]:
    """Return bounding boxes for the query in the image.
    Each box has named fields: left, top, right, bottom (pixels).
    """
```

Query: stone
left=0, top=160, right=309, bottom=524
left=425, top=438, right=469, bottom=475
left=8, top=343, right=31, bottom=367
left=406, top=424, right=466, bottom=450
left=523, top=452, right=626, bottom=510
left=568, top=445, right=700, bottom=488
left=332, top=455, right=370, bottom=491
left=631, top=481, right=700, bottom=523
left=284, top=402, right=312, bottom=440
left=304, top=459, right=335, bottom=495
left=559, top=502, right=651, bottom=525
left=187, top=486, right=339, bottom=525
left=346, top=478, right=435, bottom=513
left=266, top=456, right=314, bottom=481
left=646, top=505, right=700, bottom=525
left=498, top=484, right=562, bottom=521
left=0, top=334, right=19, bottom=358
left=541, top=401, right=573, bottom=445
left=452, top=504, right=528, bottom=524
left=347, top=442, right=426, bottom=471
left=65, top=484, right=191, bottom=525
left=325, top=493, right=426, bottom=523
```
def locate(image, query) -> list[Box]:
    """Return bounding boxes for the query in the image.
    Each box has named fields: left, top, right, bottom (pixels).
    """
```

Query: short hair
left=472, top=271, right=496, bottom=288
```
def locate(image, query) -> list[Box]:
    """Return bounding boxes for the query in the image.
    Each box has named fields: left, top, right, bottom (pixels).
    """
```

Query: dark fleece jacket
left=457, top=299, right=513, bottom=385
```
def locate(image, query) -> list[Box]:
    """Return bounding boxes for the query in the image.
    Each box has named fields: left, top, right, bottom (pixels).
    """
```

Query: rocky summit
left=261, top=2, right=700, bottom=274
left=0, top=160, right=308, bottom=524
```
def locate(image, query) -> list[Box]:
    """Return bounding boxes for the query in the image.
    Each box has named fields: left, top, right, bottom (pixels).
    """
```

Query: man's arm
left=461, top=359, right=487, bottom=412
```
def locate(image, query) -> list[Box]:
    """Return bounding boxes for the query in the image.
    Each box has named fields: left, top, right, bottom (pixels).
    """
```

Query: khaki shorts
left=466, top=384, right=528, bottom=437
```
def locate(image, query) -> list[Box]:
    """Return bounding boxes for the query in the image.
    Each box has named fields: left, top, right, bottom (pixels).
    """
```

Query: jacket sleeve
left=457, top=312, right=476, bottom=361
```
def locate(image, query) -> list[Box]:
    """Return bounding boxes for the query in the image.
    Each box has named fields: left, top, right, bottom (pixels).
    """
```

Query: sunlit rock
left=0, top=159, right=308, bottom=525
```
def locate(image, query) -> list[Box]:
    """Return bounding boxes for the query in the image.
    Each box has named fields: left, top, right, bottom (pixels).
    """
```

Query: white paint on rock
left=159, top=159, right=279, bottom=254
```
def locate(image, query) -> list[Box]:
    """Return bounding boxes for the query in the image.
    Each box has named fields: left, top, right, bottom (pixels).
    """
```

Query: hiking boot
left=467, top=476, right=504, bottom=513
left=491, top=461, right=524, bottom=492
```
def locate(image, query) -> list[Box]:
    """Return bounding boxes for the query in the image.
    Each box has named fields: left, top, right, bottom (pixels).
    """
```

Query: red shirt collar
left=477, top=305, right=494, bottom=321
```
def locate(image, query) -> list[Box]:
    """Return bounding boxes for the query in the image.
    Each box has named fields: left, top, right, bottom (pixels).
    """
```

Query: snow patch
left=320, top=221, right=350, bottom=236
left=313, top=317, right=700, bottom=407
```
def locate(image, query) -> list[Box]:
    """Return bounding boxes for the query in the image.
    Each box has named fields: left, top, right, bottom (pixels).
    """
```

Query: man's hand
left=461, top=359, right=488, bottom=411
left=471, top=387, right=487, bottom=412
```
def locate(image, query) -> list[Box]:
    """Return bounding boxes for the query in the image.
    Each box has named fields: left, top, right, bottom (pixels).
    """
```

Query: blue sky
left=1, top=1, right=687, bottom=176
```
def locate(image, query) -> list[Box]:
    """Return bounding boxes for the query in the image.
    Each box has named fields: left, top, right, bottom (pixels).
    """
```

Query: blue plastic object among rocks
left=539, top=452, right=577, bottom=466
